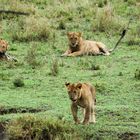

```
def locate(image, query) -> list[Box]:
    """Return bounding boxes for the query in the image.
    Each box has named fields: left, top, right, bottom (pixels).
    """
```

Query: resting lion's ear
left=67, top=32, right=71, bottom=37
left=76, top=83, right=82, bottom=89
left=65, top=82, right=70, bottom=87
left=78, top=32, right=82, bottom=37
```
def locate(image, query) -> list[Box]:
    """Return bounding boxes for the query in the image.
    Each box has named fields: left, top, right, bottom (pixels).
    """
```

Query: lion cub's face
left=65, top=82, right=82, bottom=103
left=67, top=32, right=82, bottom=47
left=0, top=39, right=8, bottom=53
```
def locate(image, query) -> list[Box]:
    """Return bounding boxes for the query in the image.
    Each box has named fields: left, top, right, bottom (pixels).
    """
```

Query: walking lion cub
left=65, top=82, right=96, bottom=125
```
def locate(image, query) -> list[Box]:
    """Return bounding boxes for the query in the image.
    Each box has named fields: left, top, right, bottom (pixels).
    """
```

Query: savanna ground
left=0, top=0, right=140, bottom=139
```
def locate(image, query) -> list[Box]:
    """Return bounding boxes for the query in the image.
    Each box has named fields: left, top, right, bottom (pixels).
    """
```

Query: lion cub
left=0, top=39, right=17, bottom=61
left=65, top=82, right=96, bottom=125
left=61, top=31, right=126, bottom=57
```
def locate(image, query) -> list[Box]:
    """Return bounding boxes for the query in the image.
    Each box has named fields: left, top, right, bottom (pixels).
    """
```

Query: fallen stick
left=0, top=10, right=30, bottom=16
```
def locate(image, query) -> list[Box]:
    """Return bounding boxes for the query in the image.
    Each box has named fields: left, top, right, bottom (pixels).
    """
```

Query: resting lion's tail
left=109, top=18, right=131, bottom=53
left=109, top=29, right=126, bottom=53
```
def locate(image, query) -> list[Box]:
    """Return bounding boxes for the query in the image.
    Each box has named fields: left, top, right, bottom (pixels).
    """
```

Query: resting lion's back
left=82, top=40, right=100, bottom=54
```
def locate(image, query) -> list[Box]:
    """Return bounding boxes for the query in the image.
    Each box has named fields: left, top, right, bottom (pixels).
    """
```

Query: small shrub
left=97, top=0, right=108, bottom=7
left=58, top=20, right=66, bottom=30
left=13, top=77, right=24, bottom=87
left=118, top=72, right=123, bottom=76
left=134, top=69, right=140, bottom=80
left=90, top=64, right=101, bottom=70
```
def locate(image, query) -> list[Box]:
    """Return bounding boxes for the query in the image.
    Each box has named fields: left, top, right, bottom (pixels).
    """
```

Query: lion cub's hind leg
left=81, top=108, right=85, bottom=123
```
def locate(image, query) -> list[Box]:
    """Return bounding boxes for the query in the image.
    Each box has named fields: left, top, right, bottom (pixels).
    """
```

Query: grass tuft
left=58, top=20, right=66, bottom=30
left=134, top=69, right=140, bottom=80
left=13, top=77, right=24, bottom=87
left=90, top=64, right=101, bottom=71
left=50, top=57, right=59, bottom=76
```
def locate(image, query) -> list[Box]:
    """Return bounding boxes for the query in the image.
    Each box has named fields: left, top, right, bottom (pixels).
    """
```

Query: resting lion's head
left=65, top=82, right=82, bottom=103
left=0, top=39, right=8, bottom=53
left=67, top=32, right=82, bottom=48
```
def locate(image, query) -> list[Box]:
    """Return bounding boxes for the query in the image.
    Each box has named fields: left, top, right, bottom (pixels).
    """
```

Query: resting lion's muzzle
left=72, top=42, right=76, bottom=46
left=0, top=51, right=5, bottom=54
left=70, top=98, right=77, bottom=102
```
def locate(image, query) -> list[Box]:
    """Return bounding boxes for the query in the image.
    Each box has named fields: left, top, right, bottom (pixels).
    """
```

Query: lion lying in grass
left=65, top=82, right=96, bottom=125
left=0, top=39, right=17, bottom=61
left=61, top=30, right=126, bottom=57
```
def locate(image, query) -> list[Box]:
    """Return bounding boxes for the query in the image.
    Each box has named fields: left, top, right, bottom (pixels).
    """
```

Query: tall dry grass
left=8, top=16, right=51, bottom=42
left=93, top=4, right=125, bottom=33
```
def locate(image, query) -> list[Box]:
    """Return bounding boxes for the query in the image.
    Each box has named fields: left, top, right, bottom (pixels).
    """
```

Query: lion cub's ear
left=65, top=82, right=70, bottom=87
left=76, top=83, right=82, bottom=89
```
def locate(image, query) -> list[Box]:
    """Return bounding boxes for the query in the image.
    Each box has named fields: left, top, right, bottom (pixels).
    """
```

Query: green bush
left=6, top=115, right=77, bottom=140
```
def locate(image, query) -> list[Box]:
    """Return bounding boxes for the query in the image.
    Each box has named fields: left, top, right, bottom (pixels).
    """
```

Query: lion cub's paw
left=82, top=121, right=89, bottom=125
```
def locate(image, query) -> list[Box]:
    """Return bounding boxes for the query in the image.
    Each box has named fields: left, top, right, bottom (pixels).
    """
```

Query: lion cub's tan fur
left=62, top=32, right=110, bottom=57
left=0, top=39, right=17, bottom=61
left=0, top=39, right=9, bottom=60
left=65, top=82, right=96, bottom=125
left=0, top=39, right=8, bottom=53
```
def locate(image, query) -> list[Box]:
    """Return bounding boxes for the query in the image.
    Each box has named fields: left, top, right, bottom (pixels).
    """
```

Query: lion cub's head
left=67, top=32, right=82, bottom=48
left=0, top=39, right=8, bottom=54
left=65, top=82, right=82, bottom=103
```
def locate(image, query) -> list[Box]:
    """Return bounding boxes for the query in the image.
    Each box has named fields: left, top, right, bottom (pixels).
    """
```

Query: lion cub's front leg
left=71, top=103, right=80, bottom=124
left=82, top=107, right=90, bottom=125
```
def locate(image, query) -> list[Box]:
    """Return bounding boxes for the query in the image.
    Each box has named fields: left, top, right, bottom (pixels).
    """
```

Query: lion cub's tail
left=109, top=29, right=126, bottom=53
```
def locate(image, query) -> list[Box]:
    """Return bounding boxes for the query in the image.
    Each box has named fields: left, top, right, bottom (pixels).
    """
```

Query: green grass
left=0, top=0, right=140, bottom=139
